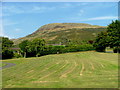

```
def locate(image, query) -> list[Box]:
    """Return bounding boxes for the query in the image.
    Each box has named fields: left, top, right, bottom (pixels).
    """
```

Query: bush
left=43, top=45, right=65, bottom=55
left=14, top=53, right=22, bottom=58
left=113, top=47, right=120, bottom=53
left=2, top=37, right=14, bottom=59
left=65, top=44, right=94, bottom=52
left=48, top=44, right=95, bottom=54
left=95, top=46, right=106, bottom=52
left=118, top=48, right=120, bottom=53
left=42, top=44, right=94, bottom=56
left=2, top=49, right=14, bottom=59
left=18, top=43, right=95, bottom=58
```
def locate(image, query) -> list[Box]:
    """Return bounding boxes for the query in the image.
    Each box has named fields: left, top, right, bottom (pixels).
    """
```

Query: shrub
left=19, top=42, right=95, bottom=58
left=2, top=49, right=14, bottom=59
left=14, top=53, right=22, bottom=58
left=46, top=45, right=65, bottom=54
left=42, top=44, right=94, bottom=55
left=113, top=47, right=120, bottom=53
left=60, top=44, right=94, bottom=53
left=95, top=46, right=106, bottom=52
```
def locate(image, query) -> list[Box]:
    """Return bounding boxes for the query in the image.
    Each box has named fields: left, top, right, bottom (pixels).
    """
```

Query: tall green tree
left=30, top=38, right=45, bottom=57
left=2, top=37, right=13, bottom=49
left=19, top=40, right=30, bottom=58
left=94, top=20, right=120, bottom=53
left=93, top=32, right=108, bottom=52
left=107, top=20, right=120, bottom=48
left=19, top=39, right=46, bottom=57
left=2, top=37, right=14, bottom=59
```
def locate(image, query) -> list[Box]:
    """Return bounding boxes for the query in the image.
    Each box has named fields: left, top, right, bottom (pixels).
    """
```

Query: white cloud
left=76, top=3, right=88, bottom=6
left=86, top=16, right=118, bottom=21
left=0, top=26, right=11, bottom=38
left=78, top=9, right=84, bottom=16
left=68, top=16, right=118, bottom=22
left=0, top=23, right=10, bottom=38
left=0, top=19, right=18, bottom=38
left=14, top=28, right=22, bottom=33
left=60, top=3, right=88, bottom=9
left=3, top=19, right=17, bottom=26
left=31, top=6, right=55, bottom=13
left=0, top=18, right=4, bottom=36
left=0, top=30, right=15, bottom=39
left=3, top=6, right=25, bottom=14
left=2, top=5, right=56, bottom=16
left=0, top=26, right=4, bottom=36
left=60, top=3, right=72, bottom=8
left=2, top=0, right=119, bottom=2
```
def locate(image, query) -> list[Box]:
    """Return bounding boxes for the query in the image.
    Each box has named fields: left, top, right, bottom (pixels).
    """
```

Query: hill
left=13, top=23, right=107, bottom=45
left=2, top=51, right=118, bottom=88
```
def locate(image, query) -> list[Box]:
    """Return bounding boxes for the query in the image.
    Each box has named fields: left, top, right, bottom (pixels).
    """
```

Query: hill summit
left=13, top=23, right=107, bottom=45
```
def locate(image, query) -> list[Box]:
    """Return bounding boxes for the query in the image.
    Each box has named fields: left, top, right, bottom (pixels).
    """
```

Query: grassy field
left=0, top=63, right=6, bottom=67
left=2, top=51, right=118, bottom=88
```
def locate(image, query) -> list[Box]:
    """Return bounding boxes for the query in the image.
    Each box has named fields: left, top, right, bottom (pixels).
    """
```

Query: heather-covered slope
left=13, top=23, right=107, bottom=45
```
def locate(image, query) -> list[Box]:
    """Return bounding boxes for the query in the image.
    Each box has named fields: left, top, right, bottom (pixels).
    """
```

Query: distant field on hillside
left=2, top=51, right=118, bottom=88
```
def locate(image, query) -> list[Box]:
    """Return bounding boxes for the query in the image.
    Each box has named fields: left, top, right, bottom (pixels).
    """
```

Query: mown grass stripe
left=2, top=51, right=118, bottom=88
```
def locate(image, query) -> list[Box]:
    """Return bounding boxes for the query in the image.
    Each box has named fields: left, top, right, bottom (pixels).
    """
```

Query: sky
left=1, top=2, right=118, bottom=39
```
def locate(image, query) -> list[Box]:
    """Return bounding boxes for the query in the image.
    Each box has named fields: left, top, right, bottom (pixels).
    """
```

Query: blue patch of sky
left=1, top=2, right=118, bottom=39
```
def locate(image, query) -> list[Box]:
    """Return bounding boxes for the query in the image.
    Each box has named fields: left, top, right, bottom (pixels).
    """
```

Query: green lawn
left=0, top=63, right=6, bottom=67
left=2, top=51, right=118, bottom=88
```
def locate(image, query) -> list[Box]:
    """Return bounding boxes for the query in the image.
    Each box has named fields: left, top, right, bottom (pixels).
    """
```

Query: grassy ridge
left=13, top=23, right=106, bottom=45
left=2, top=51, right=118, bottom=88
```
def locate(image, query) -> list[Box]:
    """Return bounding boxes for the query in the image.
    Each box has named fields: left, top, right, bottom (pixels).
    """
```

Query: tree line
left=18, top=39, right=94, bottom=58
left=1, top=37, right=94, bottom=59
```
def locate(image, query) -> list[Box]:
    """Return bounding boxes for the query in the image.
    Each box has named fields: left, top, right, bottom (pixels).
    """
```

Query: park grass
left=0, top=63, right=6, bottom=67
left=2, top=51, right=118, bottom=88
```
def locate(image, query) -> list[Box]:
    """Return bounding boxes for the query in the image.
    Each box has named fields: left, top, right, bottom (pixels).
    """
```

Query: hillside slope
left=13, top=23, right=107, bottom=45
